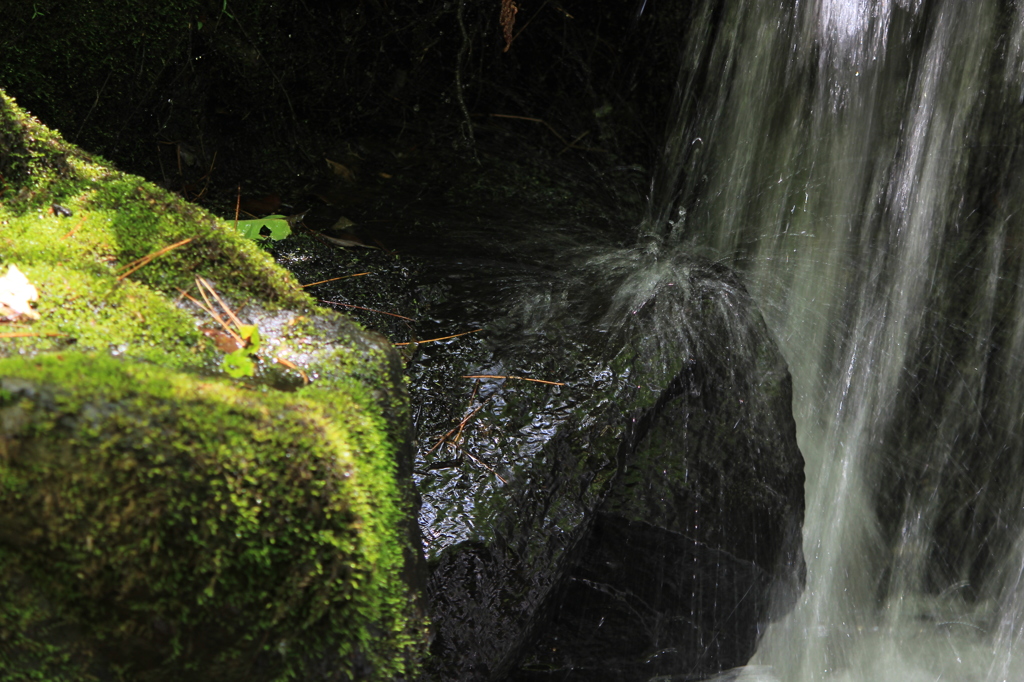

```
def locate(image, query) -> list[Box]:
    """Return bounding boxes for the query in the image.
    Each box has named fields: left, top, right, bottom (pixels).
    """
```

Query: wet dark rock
left=511, top=514, right=772, bottom=682
left=267, top=155, right=804, bottom=681
left=511, top=257, right=805, bottom=680
left=398, top=244, right=805, bottom=681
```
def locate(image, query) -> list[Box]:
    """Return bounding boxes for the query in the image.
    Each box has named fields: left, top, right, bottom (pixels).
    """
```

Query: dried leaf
left=201, top=328, right=241, bottom=352
left=325, top=158, right=355, bottom=181
left=0, top=265, right=40, bottom=322
left=317, top=230, right=379, bottom=250
left=331, top=216, right=356, bottom=231
left=501, top=0, right=518, bottom=52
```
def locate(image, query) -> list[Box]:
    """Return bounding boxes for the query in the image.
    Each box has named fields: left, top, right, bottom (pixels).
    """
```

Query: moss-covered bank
left=0, top=90, right=426, bottom=680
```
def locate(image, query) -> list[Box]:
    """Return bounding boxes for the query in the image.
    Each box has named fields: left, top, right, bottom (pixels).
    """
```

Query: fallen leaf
left=313, top=229, right=379, bottom=250
left=325, top=158, right=355, bottom=181
left=201, top=328, right=241, bottom=352
left=331, top=216, right=356, bottom=231
left=0, top=265, right=40, bottom=322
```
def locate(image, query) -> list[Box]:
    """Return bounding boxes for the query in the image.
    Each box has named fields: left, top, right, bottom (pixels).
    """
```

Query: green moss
left=0, top=90, right=427, bottom=680
left=0, top=353, right=420, bottom=681
left=0, top=89, right=312, bottom=369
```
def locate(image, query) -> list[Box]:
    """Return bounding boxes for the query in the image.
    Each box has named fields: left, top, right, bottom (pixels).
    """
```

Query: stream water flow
left=639, top=1, right=1024, bottom=680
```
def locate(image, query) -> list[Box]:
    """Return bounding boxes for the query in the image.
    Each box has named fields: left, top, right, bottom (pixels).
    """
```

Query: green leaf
left=237, top=325, right=261, bottom=355
left=222, top=350, right=254, bottom=378
left=234, top=216, right=292, bottom=241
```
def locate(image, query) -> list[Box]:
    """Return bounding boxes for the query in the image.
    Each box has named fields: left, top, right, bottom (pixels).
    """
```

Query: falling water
left=646, top=1, right=1024, bottom=680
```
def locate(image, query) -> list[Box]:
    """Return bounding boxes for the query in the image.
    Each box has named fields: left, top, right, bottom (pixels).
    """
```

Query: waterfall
left=652, top=1, right=1024, bottom=680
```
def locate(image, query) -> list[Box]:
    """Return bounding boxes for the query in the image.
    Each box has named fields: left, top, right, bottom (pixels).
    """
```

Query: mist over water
left=641, top=1, right=1024, bottom=680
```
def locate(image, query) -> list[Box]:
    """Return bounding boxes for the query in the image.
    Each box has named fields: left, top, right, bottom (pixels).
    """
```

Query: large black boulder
left=511, top=253, right=805, bottom=680
left=404, top=245, right=805, bottom=680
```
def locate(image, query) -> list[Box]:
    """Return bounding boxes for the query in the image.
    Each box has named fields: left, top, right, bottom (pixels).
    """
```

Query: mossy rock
left=0, top=90, right=427, bottom=680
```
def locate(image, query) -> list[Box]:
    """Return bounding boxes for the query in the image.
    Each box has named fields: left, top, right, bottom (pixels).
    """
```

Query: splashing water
left=646, top=1, right=1024, bottom=680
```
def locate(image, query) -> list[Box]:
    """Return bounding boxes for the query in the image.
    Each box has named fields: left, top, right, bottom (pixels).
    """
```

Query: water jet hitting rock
left=656, top=1, right=1024, bottom=680
left=309, top=216, right=806, bottom=679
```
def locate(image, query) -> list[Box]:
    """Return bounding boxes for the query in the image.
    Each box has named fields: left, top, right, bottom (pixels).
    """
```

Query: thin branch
left=488, top=113, right=605, bottom=153
left=180, top=289, right=242, bottom=345
left=453, top=381, right=480, bottom=446
left=465, top=450, right=508, bottom=485
left=426, top=398, right=491, bottom=456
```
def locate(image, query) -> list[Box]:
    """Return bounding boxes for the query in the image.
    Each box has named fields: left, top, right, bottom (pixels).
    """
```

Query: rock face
left=400, top=244, right=806, bottom=680
left=0, top=91, right=427, bottom=681
left=513, top=258, right=805, bottom=680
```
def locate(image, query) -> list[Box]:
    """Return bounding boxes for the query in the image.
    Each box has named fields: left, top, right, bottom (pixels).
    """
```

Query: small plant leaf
left=238, top=324, right=261, bottom=355
left=234, top=215, right=292, bottom=241
left=222, top=350, right=255, bottom=377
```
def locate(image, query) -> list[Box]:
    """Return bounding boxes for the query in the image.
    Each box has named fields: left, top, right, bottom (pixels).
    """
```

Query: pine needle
left=461, top=374, right=565, bottom=386
left=197, top=277, right=245, bottom=330
left=180, top=289, right=242, bottom=345
left=116, top=237, right=194, bottom=281
left=394, top=328, right=482, bottom=346
left=273, top=355, right=309, bottom=384
left=320, top=300, right=414, bottom=320
left=301, top=273, right=369, bottom=288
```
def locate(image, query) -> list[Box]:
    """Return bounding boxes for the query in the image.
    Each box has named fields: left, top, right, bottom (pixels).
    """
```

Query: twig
left=394, top=328, right=482, bottom=346
left=301, top=273, right=369, bottom=288
left=116, top=237, right=194, bottom=281
left=490, top=113, right=568, bottom=144
left=454, top=0, right=477, bottom=152
left=426, top=397, right=491, bottom=456
left=489, top=113, right=604, bottom=153
left=507, top=0, right=549, bottom=50
left=461, top=374, right=565, bottom=386
left=75, top=70, right=112, bottom=142
left=195, top=149, right=218, bottom=201
left=558, top=130, right=591, bottom=156
left=453, top=381, right=480, bottom=446
left=319, top=300, right=414, bottom=321
left=188, top=281, right=308, bottom=383
left=465, top=450, right=508, bottom=485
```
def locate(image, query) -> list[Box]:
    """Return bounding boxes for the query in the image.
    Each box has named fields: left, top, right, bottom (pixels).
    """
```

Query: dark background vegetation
left=0, top=0, right=692, bottom=217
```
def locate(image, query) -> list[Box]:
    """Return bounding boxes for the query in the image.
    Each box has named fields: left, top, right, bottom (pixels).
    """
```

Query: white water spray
left=654, top=1, right=1024, bottom=680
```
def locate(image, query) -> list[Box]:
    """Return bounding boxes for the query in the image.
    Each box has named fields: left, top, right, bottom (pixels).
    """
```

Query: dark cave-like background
left=0, top=0, right=694, bottom=211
